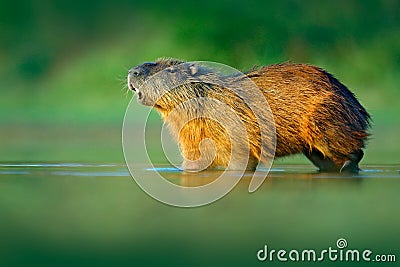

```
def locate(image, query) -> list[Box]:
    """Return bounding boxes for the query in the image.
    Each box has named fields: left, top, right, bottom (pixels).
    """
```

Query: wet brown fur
left=128, top=59, right=370, bottom=172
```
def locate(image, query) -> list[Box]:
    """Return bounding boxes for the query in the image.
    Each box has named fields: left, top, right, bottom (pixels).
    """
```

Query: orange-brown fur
left=127, top=59, right=370, bottom=172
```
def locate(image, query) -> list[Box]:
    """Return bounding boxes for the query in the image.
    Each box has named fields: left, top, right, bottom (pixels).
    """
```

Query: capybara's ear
left=189, top=64, right=198, bottom=75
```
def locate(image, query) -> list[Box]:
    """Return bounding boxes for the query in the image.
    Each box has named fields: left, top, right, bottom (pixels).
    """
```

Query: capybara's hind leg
left=339, top=149, right=364, bottom=173
left=304, top=149, right=364, bottom=173
left=304, top=149, right=339, bottom=172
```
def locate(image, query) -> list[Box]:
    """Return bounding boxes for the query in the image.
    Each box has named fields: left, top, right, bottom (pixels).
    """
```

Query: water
left=0, top=163, right=399, bottom=266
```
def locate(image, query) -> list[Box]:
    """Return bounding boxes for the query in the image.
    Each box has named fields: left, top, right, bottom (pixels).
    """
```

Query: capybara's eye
left=166, top=67, right=176, bottom=73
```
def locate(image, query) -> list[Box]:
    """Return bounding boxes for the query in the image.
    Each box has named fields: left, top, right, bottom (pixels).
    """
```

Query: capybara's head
left=128, top=58, right=205, bottom=107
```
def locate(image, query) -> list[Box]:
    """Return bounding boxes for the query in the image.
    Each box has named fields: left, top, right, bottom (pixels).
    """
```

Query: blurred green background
left=1, top=0, right=399, bottom=164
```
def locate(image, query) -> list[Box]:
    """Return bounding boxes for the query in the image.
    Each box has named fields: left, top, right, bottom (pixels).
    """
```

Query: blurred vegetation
left=0, top=0, right=399, bottom=162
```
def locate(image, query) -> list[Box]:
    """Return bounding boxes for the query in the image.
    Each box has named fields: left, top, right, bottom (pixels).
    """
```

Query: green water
left=0, top=163, right=399, bottom=266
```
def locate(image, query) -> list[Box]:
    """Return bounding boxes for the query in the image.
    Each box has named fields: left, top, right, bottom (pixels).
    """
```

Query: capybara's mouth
left=128, top=82, right=136, bottom=92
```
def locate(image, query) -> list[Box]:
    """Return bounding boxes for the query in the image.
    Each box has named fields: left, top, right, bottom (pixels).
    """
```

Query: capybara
left=127, top=58, right=370, bottom=173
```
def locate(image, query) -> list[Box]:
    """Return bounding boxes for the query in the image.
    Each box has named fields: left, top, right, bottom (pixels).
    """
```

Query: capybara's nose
left=128, top=68, right=140, bottom=76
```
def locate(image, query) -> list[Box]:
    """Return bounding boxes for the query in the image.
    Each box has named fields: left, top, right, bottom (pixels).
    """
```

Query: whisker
left=116, top=68, right=134, bottom=99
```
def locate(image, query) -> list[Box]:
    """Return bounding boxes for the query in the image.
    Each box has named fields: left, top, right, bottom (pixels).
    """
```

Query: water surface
left=0, top=163, right=399, bottom=266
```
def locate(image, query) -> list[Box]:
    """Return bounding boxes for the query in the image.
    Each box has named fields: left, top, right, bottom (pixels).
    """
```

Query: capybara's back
left=247, top=63, right=370, bottom=172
